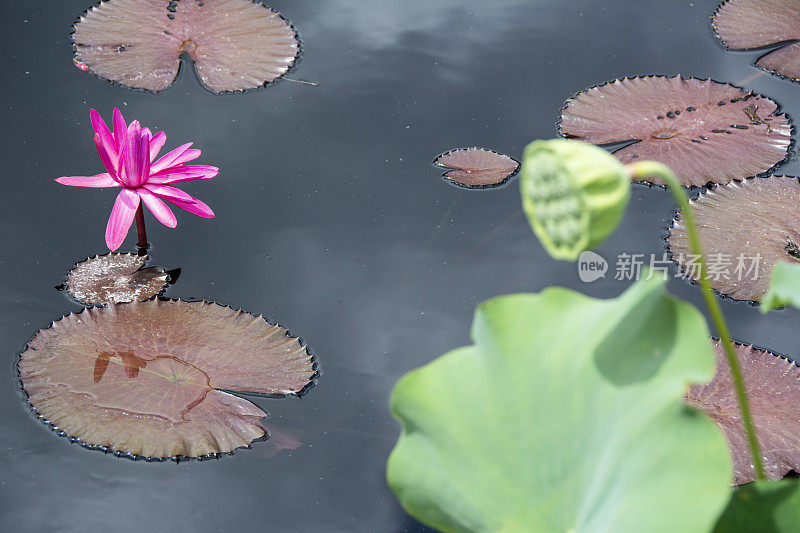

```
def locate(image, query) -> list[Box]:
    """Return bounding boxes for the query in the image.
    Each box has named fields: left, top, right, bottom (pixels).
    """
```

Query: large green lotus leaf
left=714, top=479, right=800, bottom=533
left=387, top=276, right=732, bottom=532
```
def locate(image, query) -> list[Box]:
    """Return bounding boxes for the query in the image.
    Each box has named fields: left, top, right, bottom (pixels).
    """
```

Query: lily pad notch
left=433, top=147, right=520, bottom=188
left=72, top=0, right=300, bottom=93
left=18, top=298, right=317, bottom=460
left=713, top=0, right=800, bottom=82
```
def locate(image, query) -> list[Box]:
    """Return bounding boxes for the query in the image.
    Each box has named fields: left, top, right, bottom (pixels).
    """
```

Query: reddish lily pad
left=713, top=0, right=800, bottom=81
left=667, top=176, right=800, bottom=302
left=64, top=253, right=169, bottom=306
left=685, top=340, right=800, bottom=485
left=559, top=76, right=791, bottom=186
left=73, top=0, right=299, bottom=93
left=433, top=148, right=519, bottom=188
left=18, top=299, right=316, bottom=458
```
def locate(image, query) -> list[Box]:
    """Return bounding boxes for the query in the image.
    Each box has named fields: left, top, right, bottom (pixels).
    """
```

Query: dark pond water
left=3, top=0, right=800, bottom=530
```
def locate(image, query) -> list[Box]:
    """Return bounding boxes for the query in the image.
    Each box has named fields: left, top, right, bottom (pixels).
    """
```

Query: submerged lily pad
left=559, top=76, right=791, bottom=186
left=667, top=176, right=800, bottom=302
left=18, top=299, right=315, bottom=458
left=433, top=148, right=519, bottom=188
left=388, top=276, right=731, bottom=532
left=73, top=0, right=299, bottom=93
left=686, top=340, right=800, bottom=485
left=713, top=0, right=800, bottom=82
left=64, top=253, right=169, bottom=305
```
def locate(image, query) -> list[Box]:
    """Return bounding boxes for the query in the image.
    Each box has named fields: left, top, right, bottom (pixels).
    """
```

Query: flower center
left=180, top=39, right=197, bottom=54
left=651, top=129, right=678, bottom=140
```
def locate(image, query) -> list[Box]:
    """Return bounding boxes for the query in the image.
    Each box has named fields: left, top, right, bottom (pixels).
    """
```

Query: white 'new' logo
left=577, top=251, right=607, bottom=282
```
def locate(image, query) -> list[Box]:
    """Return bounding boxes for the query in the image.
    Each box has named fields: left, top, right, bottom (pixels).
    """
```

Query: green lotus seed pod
left=520, top=139, right=630, bottom=261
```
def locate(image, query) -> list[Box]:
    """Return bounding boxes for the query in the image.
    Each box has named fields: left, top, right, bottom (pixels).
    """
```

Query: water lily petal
left=94, top=134, right=120, bottom=180
left=141, top=128, right=152, bottom=150
left=147, top=165, right=219, bottom=184
left=142, top=183, right=197, bottom=204
left=112, top=108, right=127, bottom=154
left=165, top=195, right=215, bottom=219
left=105, top=189, right=140, bottom=251
left=90, top=108, right=116, bottom=159
left=149, top=131, right=167, bottom=162
left=167, top=148, right=201, bottom=167
left=119, top=135, right=136, bottom=187
left=139, top=189, right=177, bottom=228
left=150, top=142, right=193, bottom=173
left=55, top=173, right=119, bottom=188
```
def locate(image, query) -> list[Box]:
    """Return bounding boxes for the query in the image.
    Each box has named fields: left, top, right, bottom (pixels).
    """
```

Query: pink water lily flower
left=56, top=108, right=218, bottom=251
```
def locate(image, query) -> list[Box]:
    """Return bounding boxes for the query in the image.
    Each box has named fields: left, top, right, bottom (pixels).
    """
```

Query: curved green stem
left=626, top=161, right=765, bottom=481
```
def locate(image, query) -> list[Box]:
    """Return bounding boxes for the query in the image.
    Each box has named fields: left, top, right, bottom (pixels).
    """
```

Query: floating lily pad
left=72, top=0, right=299, bottom=93
left=685, top=340, right=800, bottom=485
left=388, top=276, right=731, bottom=532
left=433, top=148, right=519, bottom=188
left=64, top=253, right=170, bottom=306
left=667, top=176, right=800, bottom=302
left=18, top=299, right=316, bottom=458
left=559, top=76, right=791, bottom=186
left=713, top=0, right=800, bottom=82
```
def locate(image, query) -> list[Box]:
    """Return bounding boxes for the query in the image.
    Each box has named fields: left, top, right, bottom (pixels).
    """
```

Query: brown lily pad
left=713, top=0, right=800, bottom=81
left=667, top=176, right=800, bottom=302
left=685, top=339, right=800, bottom=485
left=433, top=148, right=519, bottom=188
left=18, top=299, right=316, bottom=458
left=64, top=253, right=169, bottom=306
left=559, top=76, right=792, bottom=186
left=73, top=0, right=299, bottom=93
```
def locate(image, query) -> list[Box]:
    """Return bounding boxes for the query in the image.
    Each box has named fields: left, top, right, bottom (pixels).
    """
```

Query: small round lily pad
left=667, top=176, right=800, bottom=302
left=64, top=253, right=169, bottom=305
left=18, top=299, right=316, bottom=459
left=433, top=148, right=519, bottom=188
left=559, top=76, right=791, bottom=186
left=72, top=0, right=299, bottom=93
left=685, top=340, right=800, bottom=485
